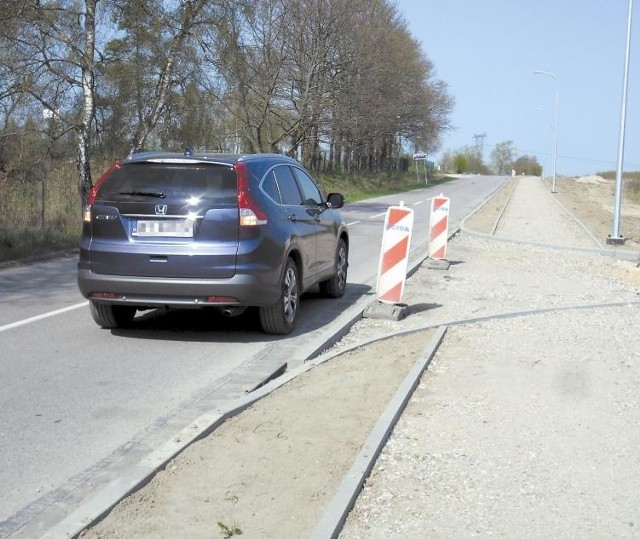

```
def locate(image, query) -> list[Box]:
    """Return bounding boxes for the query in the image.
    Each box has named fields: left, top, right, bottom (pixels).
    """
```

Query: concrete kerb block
left=362, top=300, right=409, bottom=321
left=423, top=258, right=451, bottom=270
left=311, top=325, right=449, bottom=539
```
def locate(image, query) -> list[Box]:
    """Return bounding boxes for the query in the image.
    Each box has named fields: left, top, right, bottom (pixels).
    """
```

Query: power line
left=482, top=142, right=640, bottom=169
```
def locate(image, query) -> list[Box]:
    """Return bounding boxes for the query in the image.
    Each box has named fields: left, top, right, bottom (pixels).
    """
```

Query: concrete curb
left=461, top=224, right=640, bottom=260
left=311, top=325, right=448, bottom=539
left=548, top=190, right=604, bottom=248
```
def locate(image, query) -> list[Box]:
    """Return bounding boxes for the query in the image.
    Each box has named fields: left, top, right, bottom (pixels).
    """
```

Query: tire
left=89, top=301, right=136, bottom=328
left=319, top=238, right=348, bottom=298
left=259, top=258, right=299, bottom=335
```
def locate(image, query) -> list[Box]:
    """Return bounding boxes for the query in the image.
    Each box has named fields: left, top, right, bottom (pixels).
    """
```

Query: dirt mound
left=574, top=175, right=608, bottom=184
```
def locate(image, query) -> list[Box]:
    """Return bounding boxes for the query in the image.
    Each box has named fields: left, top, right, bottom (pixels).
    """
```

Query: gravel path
left=339, top=176, right=640, bottom=538
left=493, top=176, right=600, bottom=247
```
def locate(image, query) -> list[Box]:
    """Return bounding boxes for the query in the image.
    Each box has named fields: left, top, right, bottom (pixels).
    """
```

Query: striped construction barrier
left=375, top=204, right=414, bottom=304
left=429, top=195, right=450, bottom=260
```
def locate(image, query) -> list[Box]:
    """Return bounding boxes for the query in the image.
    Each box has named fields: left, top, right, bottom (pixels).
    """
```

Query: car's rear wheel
left=319, top=238, right=348, bottom=298
left=89, top=301, right=136, bottom=328
left=259, top=258, right=299, bottom=335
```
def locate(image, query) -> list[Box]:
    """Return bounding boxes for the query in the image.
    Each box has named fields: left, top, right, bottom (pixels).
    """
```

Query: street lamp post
left=535, top=107, right=550, bottom=182
left=533, top=70, right=559, bottom=193
left=607, top=0, right=633, bottom=245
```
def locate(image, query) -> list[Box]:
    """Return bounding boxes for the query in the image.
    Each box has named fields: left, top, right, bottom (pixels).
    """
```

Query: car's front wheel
left=259, top=258, right=299, bottom=335
left=89, top=301, right=136, bottom=328
left=319, top=238, right=348, bottom=298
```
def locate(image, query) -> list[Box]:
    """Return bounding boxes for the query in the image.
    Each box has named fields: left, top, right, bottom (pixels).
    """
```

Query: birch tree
left=78, top=0, right=98, bottom=205
left=0, top=0, right=101, bottom=208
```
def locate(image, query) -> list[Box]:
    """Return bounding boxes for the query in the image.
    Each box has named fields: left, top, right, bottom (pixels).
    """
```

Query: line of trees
left=440, top=141, right=542, bottom=176
left=0, top=0, right=453, bottom=211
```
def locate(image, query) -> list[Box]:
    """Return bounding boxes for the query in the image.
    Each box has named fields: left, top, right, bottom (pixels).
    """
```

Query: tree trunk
left=77, top=0, right=97, bottom=211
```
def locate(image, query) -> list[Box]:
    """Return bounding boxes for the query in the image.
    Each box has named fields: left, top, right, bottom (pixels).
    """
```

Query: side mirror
left=326, top=192, right=345, bottom=209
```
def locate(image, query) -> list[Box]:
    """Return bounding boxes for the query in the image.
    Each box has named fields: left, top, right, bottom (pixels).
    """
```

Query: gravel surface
left=340, top=176, right=640, bottom=538
left=76, top=176, right=640, bottom=539
left=495, top=176, right=600, bottom=247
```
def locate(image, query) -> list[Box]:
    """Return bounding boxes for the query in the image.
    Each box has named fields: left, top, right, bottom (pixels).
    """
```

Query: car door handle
left=288, top=214, right=298, bottom=222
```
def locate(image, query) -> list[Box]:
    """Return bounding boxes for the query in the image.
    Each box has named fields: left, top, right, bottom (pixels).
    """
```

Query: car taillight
left=84, top=161, right=121, bottom=222
left=235, top=162, right=267, bottom=226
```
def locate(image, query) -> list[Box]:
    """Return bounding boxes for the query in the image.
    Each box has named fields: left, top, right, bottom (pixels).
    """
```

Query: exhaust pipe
left=221, top=306, right=247, bottom=318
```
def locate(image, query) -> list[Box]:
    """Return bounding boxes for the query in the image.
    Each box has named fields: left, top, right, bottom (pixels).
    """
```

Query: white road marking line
left=370, top=212, right=386, bottom=219
left=0, top=301, right=88, bottom=333
left=347, top=221, right=360, bottom=226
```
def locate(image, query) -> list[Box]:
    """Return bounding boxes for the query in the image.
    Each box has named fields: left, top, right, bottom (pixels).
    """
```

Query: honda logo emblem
left=155, top=204, right=168, bottom=215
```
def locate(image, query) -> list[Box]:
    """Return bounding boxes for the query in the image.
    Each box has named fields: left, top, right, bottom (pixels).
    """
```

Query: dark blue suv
left=77, top=151, right=349, bottom=335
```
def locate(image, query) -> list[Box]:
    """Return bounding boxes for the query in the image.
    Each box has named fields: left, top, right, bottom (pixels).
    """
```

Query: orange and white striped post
left=428, top=195, right=450, bottom=260
left=375, top=205, right=414, bottom=304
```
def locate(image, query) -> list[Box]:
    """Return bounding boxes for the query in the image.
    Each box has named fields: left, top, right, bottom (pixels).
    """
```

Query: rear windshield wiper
left=118, top=190, right=166, bottom=198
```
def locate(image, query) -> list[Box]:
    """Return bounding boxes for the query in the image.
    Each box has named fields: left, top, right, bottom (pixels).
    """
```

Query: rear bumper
left=77, top=268, right=282, bottom=308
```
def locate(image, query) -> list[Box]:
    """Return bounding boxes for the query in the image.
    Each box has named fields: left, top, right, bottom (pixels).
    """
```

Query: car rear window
left=98, top=162, right=238, bottom=203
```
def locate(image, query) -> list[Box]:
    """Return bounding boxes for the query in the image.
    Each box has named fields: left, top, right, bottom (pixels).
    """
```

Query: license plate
left=134, top=219, right=194, bottom=237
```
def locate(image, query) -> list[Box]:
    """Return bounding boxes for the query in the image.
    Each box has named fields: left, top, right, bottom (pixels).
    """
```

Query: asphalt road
left=0, top=174, right=508, bottom=537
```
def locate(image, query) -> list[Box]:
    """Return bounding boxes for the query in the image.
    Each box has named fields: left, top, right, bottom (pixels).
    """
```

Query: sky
left=394, top=0, right=640, bottom=176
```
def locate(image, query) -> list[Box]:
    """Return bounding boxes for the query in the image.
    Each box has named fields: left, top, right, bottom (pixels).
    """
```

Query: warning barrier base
left=363, top=301, right=409, bottom=321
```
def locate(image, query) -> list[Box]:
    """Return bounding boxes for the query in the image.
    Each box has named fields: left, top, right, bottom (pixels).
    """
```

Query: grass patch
left=0, top=228, right=81, bottom=265
left=316, top=171, right=455, bottom=202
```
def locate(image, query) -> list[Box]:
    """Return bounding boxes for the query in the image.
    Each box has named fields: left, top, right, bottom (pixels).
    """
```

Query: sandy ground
left=79, top=331, right=435, bottom=539
left=553, top=176, right=640, bottom=248
left=79, top=176, right=640, bottom=539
